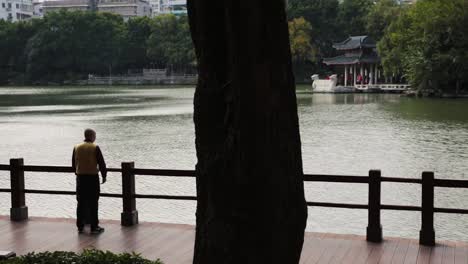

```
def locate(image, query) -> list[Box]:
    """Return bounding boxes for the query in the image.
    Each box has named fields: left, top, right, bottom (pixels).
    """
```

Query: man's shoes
left=78, top=227, right=84, bottom=234
left=90, top=226, right=105, bottom=234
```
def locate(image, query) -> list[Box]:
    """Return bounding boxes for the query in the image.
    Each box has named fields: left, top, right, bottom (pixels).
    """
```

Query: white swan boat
left=311, top=74, right=356, bottom=93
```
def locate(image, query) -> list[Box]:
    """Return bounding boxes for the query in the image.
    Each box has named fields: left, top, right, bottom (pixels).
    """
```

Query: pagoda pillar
left=353, top=64, right=357, bottom=86
left=375, top=65, right=378, bottom=84
left=372, top=64, right=375, bottom=84
left=344, top=65, right=348, bottom=86
left=370, top=64, right=374, bottom=85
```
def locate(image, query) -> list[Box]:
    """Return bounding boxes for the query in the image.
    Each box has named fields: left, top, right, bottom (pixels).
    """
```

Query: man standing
left=72, top=128, right=106, bottom=234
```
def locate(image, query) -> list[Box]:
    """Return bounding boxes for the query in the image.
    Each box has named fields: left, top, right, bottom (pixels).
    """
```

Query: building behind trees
left=0, top=0, right=33, bottom=22
left=150, top=0, right=186, bottom=16
left=39, top=0, right=186, bottom=19
left=42, top=0, right=152, bottom=20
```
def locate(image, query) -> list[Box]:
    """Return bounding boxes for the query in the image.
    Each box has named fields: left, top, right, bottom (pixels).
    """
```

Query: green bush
left=3, top=249, right=163, bottom=264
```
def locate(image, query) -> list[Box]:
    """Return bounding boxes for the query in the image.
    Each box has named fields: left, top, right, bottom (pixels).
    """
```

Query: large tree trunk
left=188, top=1, right=308, bottom=263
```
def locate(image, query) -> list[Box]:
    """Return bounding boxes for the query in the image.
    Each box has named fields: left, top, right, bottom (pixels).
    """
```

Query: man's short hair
left=84, top=129, right=96, bottom=140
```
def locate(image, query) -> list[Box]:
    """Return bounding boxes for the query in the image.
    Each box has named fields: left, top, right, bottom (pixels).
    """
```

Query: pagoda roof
left=323, top=53, right=380, bottom=66
left=333, top=36, right=376, bottom=50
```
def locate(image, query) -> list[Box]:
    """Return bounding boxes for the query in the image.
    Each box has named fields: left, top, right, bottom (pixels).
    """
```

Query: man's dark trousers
left=76, top=175, right=100, bottom=229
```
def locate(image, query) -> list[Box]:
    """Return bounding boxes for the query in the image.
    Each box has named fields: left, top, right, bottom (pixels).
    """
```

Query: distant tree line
left=0, top=11, right=195, bottom=85
left=1, top=1, right=377, bottom=85
left=2, top=0, right=467, bottom=92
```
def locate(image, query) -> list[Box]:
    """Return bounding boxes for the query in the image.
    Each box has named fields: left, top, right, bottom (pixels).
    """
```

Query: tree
left=286, top=0, right=342, bottom=79
left=0, top=19, right=41, bottom=84
left=288, top=16, right=317, bottom=81
left=0, top=11, right=199, bottom=85
left=378, top=0, right=468, bottom=93
left=147, top=14, right=195, bottom=72
left=287, top=0, right=340, bottom=58
left=289, top=17, right=316, bottom=64
left=24, top=11, right=126, bottom=83
left=338, top=0, right=373, bottom=36
left=122, top=17, right=152, bottom=70
left=187, top=0, right=308, bottom=263
left=366, top=0, right=404, bottom=40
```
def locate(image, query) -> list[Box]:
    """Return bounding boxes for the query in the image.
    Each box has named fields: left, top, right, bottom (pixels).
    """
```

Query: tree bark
left=187, top=1, right=308, bottom=263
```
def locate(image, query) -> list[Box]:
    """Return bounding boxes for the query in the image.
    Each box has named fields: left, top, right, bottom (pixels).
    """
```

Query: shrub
left=3, top=249, right=163, bottom=264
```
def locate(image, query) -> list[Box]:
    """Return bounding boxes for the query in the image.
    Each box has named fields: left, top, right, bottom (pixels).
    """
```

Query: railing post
left=10, top=158, right=28, bottom=221
left=121, top=162, right=138, bottom=226
left=367, top=170, right=382, bottom=242
left=419, top=171, right=435, bottom=246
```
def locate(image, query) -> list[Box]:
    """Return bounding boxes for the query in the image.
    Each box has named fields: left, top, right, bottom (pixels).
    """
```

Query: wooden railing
left=1, top=158, right=468, bottom=246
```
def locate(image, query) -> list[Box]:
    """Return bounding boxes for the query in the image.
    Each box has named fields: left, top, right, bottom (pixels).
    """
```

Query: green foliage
left=3, top=250, right=163, bottom=264
left=0, top=19, right=41, bottom=84
left=287, top=0, right=340, bottom=58
left=338, top=0, right=373, bottom=36
left=147, top=14, right=195, bottom=71
left=287, top=0, right=342, bottom=79
left=25, top=11, right=126, bottom=83
left=378, top=0, right=468, bottom=93
left=0, top=11, right=195, bottom=85
left=366, top=0, right=404, bottom=40
left=288, top=17, right=317, bottom=63
left=122, top=17, right=152, bottom=69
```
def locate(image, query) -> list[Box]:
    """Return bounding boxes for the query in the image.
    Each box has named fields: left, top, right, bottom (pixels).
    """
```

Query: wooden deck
left=0, top=216, right=467, bottom=264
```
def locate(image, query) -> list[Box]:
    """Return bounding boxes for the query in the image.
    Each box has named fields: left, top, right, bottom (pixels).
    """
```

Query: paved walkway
left=0, top=216, right=467, bottom=263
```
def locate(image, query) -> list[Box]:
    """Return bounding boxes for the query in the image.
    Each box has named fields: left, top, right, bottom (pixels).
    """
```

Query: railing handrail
left=1, top=160, right=468, bottom=245
left=2, top=164, right=467, bottom=186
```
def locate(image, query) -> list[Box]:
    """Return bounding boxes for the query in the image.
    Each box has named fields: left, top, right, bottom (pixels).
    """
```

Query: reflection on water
left=0, top=85, right=467, bottom=241
left=297, top=92, right=398, bottom=105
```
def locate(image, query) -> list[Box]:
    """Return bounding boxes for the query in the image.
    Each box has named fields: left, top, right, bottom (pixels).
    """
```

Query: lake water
left=1, top=85, right=468, bottom=241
